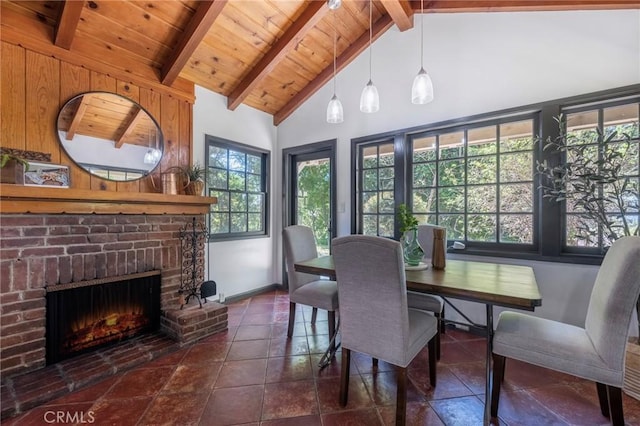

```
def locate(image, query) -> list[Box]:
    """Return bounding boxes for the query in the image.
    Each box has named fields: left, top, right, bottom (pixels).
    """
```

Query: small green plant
left=0, top=153, right=29, bottom=171
left=397, top=203, right=418, bottom=234
left=183, top=162, right=204, bottom=182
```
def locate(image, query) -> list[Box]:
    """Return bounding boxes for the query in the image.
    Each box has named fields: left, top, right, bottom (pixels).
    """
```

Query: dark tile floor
left=5, top=289, right=640, bottom=425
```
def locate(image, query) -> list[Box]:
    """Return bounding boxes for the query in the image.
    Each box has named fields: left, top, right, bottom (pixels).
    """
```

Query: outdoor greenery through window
left=205, top=135, right=269, bottom=240
left=352, top=87, right=639, bottom=261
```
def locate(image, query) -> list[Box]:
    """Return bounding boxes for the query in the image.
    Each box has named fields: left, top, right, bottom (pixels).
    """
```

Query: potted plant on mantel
left=0, top=153, right=29, bottom=184
left=183, top=162, right=205, bottom=196
left=537, top=115, right=640, bottom=398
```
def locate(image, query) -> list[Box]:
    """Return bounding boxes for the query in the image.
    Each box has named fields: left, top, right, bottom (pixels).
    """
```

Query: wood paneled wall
left=0, top=41, right=193, bottom=194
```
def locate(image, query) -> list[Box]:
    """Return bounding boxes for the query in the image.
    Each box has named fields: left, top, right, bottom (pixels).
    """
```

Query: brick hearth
left=0, top=213, right=227, bottom=379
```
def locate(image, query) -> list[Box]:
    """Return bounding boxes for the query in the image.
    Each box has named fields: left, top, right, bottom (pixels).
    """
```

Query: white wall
left=276, top=10, right=640, bottom=331
left=193, top=86, right=278, bottom=299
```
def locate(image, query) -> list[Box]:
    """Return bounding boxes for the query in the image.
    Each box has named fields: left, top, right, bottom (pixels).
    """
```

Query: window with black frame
left=205, top=135, right=269, bottom=240
left=352, top=86, right=639, bottom=262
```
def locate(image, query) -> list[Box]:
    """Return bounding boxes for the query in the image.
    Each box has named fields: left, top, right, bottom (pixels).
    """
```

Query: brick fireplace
left=0, top=213, right=227, bottom=379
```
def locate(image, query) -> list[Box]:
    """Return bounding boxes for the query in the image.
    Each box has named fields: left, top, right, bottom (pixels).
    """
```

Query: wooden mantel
left=0, top=184, right=217, bottom=215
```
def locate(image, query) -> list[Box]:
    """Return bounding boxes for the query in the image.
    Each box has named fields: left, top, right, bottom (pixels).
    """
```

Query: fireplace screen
left=46, top=271, right=161, bottom=364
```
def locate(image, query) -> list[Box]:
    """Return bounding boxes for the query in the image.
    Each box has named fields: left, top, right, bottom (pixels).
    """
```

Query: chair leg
left=340, top=348, right=351, bottom=407
left=287, top=302, right=296, bottom=338
left=428, top=336, right=437, bottom=387
left=606, top=385, right=624, bottom=426
left=441, top=304, right=446, bottom=334
left=596, top=382, right=610, bottom=418
left=491, top=353, right=506, bottom=418
left=396, top=366, right=408, bottom=426
left=311, top=307, right=318, bottom=324
left=372, top=358, right=378, bottom=369
left=434, top=312, right=442, bottom=361
left=328, top=310, right=336, bottom=353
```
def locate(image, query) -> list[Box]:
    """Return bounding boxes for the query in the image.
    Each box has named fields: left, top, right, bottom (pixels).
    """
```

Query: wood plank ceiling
left=1, top=0, right=638, bottom=125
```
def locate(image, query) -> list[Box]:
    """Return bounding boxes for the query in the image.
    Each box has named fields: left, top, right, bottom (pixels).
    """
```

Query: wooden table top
left=294, top=256, right=541, bottom=311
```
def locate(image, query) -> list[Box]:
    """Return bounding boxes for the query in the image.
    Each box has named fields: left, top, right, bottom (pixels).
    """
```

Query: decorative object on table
left=150, top=166, right=189, bottom=195
left=0, top=147, right=51, bottom=163
left=0, top=153, right=29, bottom=184
left=431, top=228, right=446, bottom=270
left=397, top=203, right=424, bottom=266
left=178, top=217, right=210, bottom=309
left=23, top=162, right=69, bottom=188
left=183, top=162, right=205, bottom=196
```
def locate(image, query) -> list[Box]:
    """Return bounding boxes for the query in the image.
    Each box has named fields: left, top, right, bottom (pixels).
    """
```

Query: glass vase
left=402, top=228, right=424, bottom=266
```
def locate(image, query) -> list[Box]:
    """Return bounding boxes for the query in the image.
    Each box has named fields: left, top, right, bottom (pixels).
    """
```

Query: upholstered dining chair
left=491, top=236, right=640, bottom=426
left=332, top=235, right=438, bottom=426
left=282, top=225, right=339, bottom=347
left=410, top=224, right=447, bottom=359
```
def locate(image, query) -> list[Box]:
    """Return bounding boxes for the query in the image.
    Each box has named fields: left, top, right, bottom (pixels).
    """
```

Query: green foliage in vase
left=0, top=154, right=29, bottom=171
left=397, top=203, right=418, bottom=234
left=536, top=115, right=639, bottom=249
left=183, top=162, right=205, bottom=181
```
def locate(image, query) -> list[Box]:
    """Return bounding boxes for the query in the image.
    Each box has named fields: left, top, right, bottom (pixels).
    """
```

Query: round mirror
left=57, top=92, right=163, bottom=181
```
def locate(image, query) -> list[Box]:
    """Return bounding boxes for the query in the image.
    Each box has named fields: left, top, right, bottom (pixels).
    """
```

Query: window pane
left=413, top=162, right=436, bottom=187
left=229, top=151, right=246, bottom=171
left=438, top=187, right=464, bottom=212
left=247, top=193, right=263, bottom=212
left=231, top=213, right=247, bottom=232
left=566, top=214, right=598, bottom=247
left=209, top=146, right=227, bottom=168
left=363, top=214, right=378, bottom=235
left=246, top=173, right=261, bottom=192
left=439, top=131, right=465, bottom=159
left=500, top=215, right=533, bottom=243
left=362, top=192, right=378, bottom=213
left=439, top=159, right=465, bottom=186
left=363, top=169, right=378, bottom=191
left=566, top=110, right=599, bottom=145
left=208, top=168, right=228, bottom=189
left=229, top=171, right=245, bottom=191
left=379, top=145, right=394, bottom=166
left=378, top=214, right=394, bottom=238
left=438, top=214, right=465, bottom=240
left=413, top=188, right=437, bottom=213
left=413, top=136, right=437, bottom=162
left=500, top=152, right=532, bottom=182
left=246, top=154, right=262, bottom=174
left=414, top=214, right=436, bottom=225
left=230, top=193, right=247, bottom=211
left=468, top=156, right=496, bottom=184
left=604, top=103, right=639, bottom=139
left=468, top=126, right=497, bottom=156
left=248, top=213, right=262, bottom=232
left=467, top=215, right=497, bottom=242
left=500, top=120, right=533, bottom=152
left=379, top=192, right=395, bottom=213
left=210, top=213, right=229, bottom=234
left=468, top=185, right=496, bottom=213
left=362, top=146, right=378, bottom=168
left=608, top=142, right=639, bottom=176
left=210, top=191, right=229, bottom=211
left=379, top=167, right=394, bottom=190
left=500, top=183, right=533, bottom=212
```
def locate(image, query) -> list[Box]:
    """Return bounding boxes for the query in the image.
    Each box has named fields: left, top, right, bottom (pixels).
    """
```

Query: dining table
left=294, top=255, right=542, bottom=425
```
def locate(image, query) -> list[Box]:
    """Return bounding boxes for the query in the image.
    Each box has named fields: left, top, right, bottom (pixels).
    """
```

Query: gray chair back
left=332, top=235, right=411, bottom=366
left=283, top=225, right=320, bottom=295
left=417, top=224, right=446, bottom=260
left=585, top=236, right=640, bottom=368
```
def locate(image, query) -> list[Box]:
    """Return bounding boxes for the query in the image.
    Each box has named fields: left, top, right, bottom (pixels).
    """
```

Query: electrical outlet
left=218, top=292, right=225, bottom=303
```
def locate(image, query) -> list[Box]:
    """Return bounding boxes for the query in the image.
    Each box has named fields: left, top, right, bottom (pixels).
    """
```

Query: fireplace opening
left=46, top=271, right=161, bottom=364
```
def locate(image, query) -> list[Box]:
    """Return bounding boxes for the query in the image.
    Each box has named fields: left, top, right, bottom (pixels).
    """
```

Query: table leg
left=484, top=304, right=494, bottom=425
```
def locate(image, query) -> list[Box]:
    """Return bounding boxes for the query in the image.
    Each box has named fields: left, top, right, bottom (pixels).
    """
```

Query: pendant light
left=360, top=0, right=379, bottom=113
left=326, top=9, right=343, bottom=124
left=411, top=0, right=434, bottom=104
left=327, top=0, right=341, bottom=10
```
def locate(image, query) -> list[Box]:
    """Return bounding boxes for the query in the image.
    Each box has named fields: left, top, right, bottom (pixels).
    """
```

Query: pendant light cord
left=368, top=0, right=373, bottom=80
left=420, top=0, right=424, bottom=68
left=333, top=11, right=337, bottom=94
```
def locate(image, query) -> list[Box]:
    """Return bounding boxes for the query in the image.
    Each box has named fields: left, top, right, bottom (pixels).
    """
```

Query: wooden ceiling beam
left=115, top=108, right=145, bottom=149
left=65, top=94, right=92, bottom=141
left=274, top=14, right=394, bottom=126
left=161, top=0, right=228, bottom=86
left=380, top=0, right=414, bottom=31
left=54, top=0, right=84, bottom=50
left=227, top=0, right=328, bottom=111
left=416, top=0, right=640, bottom=13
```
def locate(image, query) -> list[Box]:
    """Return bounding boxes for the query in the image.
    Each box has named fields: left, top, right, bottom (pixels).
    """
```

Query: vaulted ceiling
left=1, top=0, right=637, bottom=125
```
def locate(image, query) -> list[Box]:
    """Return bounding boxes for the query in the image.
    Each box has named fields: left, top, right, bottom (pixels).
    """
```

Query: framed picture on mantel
left=24, top=162, right=70, bottom=188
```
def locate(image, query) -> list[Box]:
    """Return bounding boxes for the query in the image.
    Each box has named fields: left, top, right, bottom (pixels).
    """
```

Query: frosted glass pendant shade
left=412, top=68, right=434, bottom=104
left=327, top=0, right=342, bottom=10
left=360, top=80, right=379, bottom=113
left=327, top=94, right=344, bottom=123
left=143, top=150, right=154, bottom=164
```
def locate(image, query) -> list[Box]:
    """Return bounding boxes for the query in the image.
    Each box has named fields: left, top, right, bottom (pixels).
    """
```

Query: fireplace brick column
left=0, top=213, right=225, bottom=378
